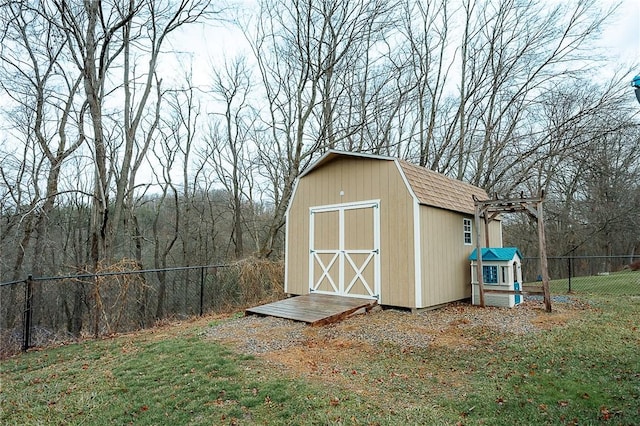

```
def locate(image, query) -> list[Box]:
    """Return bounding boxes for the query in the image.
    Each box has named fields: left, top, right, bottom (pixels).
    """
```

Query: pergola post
left=474, top=203, right=485, bottom=307
left=537, top=200, right=552, bottom=312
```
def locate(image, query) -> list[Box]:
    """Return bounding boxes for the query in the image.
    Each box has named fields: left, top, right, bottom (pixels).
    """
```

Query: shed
left=285, top=150, right=503, bottom=310
left=469, top=247, right=523, bottom=308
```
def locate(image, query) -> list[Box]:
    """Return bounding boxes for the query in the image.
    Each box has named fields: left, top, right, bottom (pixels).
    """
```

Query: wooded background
left=1, top=0, right=639, bottom=285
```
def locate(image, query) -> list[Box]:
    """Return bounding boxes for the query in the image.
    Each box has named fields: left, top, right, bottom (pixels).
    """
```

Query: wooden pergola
left=473, top=193, right=552, bottom=312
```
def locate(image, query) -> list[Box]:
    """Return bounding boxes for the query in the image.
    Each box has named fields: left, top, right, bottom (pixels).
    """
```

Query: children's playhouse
left=469, top=247, right=523, bottom=308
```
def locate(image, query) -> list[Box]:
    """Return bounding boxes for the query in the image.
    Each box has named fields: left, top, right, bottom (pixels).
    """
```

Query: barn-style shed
left=284, top=150, right=502, bottom=310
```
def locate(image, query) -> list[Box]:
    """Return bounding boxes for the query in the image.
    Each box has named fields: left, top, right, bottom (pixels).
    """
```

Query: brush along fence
left=0, top=259, right=284, bottom=357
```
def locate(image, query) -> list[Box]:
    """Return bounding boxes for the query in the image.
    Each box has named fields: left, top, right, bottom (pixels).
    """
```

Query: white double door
left=309, top=200, right=380, bottom=299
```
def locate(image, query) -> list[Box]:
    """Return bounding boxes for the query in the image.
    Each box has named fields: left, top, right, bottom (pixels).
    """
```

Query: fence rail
left=0, top=260, right=284, bottom=358
left=1, top=256, right=637, bottom=358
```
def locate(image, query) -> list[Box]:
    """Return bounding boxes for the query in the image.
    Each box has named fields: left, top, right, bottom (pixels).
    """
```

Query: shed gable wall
left=286, top=157, right=415, bottom=306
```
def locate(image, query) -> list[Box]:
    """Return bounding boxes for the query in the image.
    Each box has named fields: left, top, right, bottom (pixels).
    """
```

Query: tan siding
left=419, top=210, right=504, bottom=308
left=285, top=183, right=310, bottom=295
left=285, top=158, right=415, bottom=307
left=420, top=208, right=471, bottom=307
left=384, top=164, right=414, bottom=307
left=314, top=210, right=339, bottom=249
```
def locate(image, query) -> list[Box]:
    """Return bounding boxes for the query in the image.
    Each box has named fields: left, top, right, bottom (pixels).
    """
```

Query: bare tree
left=204, top=56, right=255, bottom=259
left=164, top=68, right=202, bottom=267
left=53, top=0, right=215, bottom=268
left=1, top=0, right=637, bottom=285
left=0, top=1, right=85, bottom=280
left=388, top=0, right=452, bottom=163
left=246, top=0, right=398, bottom=257
left=455, top=0, right=617, bottom=191
left=502, top=74, right=640, bottom=258
left=574, top=127, right=640, bottom=257
left=149, top=129, right=180, bottom=319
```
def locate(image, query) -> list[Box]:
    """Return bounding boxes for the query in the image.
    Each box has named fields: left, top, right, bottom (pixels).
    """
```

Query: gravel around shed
left=206, top=297, right=589, bottom=356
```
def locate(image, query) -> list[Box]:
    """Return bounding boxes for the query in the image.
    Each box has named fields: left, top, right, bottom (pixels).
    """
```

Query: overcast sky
left=165, top=0, right=640, bottom=91
left=599, top=0, right=640, bottom=66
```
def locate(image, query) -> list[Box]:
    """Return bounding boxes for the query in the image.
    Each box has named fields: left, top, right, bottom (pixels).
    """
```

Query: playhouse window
left=483, top=266, right=498, bottom=284
left=463, top=218, right=472, bottom=245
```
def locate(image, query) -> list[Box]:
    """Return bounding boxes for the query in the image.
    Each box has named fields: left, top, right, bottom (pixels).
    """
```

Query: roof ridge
left=397, top=159, right=489, bottom=193
left=396, top=160, right=489, bottom=215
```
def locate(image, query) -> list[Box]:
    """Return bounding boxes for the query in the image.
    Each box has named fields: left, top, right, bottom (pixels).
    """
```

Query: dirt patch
left=530, top=311, right=575, bottom=329
left=528, top=297, right=591, bottom=330
left=263, top=338, right=375, bottom=379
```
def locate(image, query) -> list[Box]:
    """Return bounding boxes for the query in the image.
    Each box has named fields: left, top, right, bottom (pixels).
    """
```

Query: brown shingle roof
left=397, top=160, right=488, bottom=215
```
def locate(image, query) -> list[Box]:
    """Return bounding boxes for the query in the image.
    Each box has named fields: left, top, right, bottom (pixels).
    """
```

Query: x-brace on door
left=309, top=200, right=380, bottom=300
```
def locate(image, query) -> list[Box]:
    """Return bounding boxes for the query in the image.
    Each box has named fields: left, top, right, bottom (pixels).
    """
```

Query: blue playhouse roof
left=469, top=247, right=522, bottom=261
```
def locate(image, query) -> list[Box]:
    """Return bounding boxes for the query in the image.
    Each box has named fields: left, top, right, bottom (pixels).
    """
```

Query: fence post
left=567, top=256, right=573, bottom=293
left=199, top=266, right=205, bottom=316
left=22, top=275, right=33, bottom=351
left=93, top=275, right=100, bottom=339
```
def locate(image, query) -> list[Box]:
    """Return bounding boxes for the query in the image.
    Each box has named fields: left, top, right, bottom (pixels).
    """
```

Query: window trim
left=463, top=218, right=472, bottom=245
left=483, top=265, right=498, bottom=284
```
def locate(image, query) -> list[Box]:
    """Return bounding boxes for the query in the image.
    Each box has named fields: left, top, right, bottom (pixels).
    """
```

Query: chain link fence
left=2, top=256, right=638, bottom=358
left=521, top=255, right=640, bottom=295
left=0, top=260, right=284, bottom=358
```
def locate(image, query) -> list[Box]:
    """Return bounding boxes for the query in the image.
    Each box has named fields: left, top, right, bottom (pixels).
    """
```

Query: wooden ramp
left=245, top=293, right=378, bottom=326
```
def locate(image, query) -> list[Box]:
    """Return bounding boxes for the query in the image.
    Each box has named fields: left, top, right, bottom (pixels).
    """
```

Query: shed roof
left=469, top=247, right=523, bottom=261
left=397, top=160, right=488, bottom=215
left=300, top=150, right=489, bottom=215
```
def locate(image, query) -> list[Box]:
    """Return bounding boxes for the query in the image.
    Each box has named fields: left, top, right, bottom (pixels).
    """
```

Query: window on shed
left=463, top=218, right=472, bottom=245
left=483, top=266, right=498, bottom=284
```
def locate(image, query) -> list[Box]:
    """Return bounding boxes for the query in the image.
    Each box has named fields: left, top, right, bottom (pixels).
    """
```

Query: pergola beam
left=473, top=193, right=552, bottom=312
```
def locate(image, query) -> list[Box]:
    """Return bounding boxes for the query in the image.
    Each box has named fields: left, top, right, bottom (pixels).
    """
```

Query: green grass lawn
left=2, top=295, right=639, bottom=425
